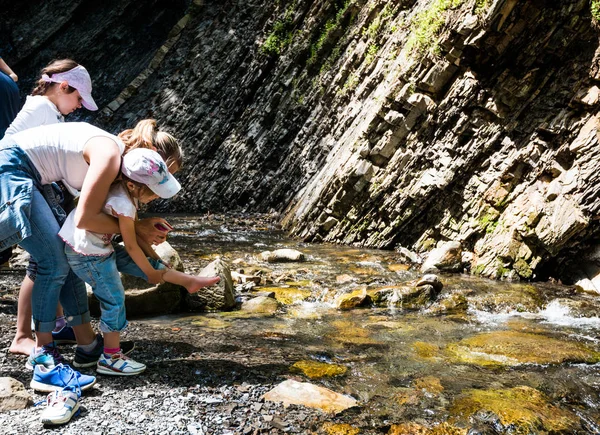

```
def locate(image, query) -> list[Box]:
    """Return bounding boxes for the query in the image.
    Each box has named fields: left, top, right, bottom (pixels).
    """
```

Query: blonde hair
left=119, top=119, right=183, bottom=171
left=31, top=59, right=79, bottom=96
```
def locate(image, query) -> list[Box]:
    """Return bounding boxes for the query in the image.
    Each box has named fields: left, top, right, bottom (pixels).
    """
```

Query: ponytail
left=119, top=119, right=184, bottom=171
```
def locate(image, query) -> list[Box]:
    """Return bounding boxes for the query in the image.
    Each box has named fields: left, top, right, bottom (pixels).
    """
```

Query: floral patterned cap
left=122, top=148, right=181, bottom=199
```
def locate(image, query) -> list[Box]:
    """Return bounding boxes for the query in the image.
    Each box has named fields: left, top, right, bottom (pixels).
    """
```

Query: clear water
left=141, top=216, right=600, bottom=433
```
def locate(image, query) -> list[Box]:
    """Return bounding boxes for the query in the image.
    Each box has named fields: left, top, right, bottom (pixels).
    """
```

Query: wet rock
left=0, top=378, right=32, bottom=411
left=321, top=422, right=360, bottom=435
left=415, top=274, right=443, bottom=293
left=260, top=249, right=306, bottom=263
left=290, top=360, right=348, bottom=379
left=389, top=422, right=466, bottom=434
left=263, top=380, right=358, bottom=414
left=421, top=241, right=463, bottom=273
left=450, top=386, right=580, bottom=433
left=241, top=296, right=279, bottom=314
left=446, top=331, right=600, bottom=367
left=467, top=284, right=544, bottom=313
left=231, top=271, right=261, bottom=285
left=185, top=258, right=236, bottom=311
left=369, top=284, right=439, bottom=310
left=336, top=288, right=370, bottom=310
left=267, top=287, right=311, bottom=305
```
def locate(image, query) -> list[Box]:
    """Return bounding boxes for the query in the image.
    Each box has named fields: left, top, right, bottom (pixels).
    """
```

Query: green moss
left=513, top=258, right=533, bottom=279
left=405, top=0, right=464, bottom=55
left=261, top=2, right=297, bottom=56
left=307, top=0, right=355, bottom=66
left=592, top=0, right=600, bottom=22
left=365, top=43, right=380, bottom=65
left=472, top=264, right=486, bottom=276
left=290, top=360, right=348, bottom=378
left=451, top=386, right=579, bottom=433
left=474, top=0, right=490, bottom=16
left=446, top=331, right=600, bottom=367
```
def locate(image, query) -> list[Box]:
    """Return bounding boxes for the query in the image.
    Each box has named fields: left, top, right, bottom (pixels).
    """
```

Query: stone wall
left=4, top=0, right=600, bottom=283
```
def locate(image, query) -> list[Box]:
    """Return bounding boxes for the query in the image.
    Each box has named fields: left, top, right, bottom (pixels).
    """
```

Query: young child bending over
left=59, top=148, right=220, bottom=376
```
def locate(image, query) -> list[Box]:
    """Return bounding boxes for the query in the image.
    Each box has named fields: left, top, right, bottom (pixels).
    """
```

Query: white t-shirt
left=59, top=183, right=138, bottom=256
left=4, top=95, right=63, bottom=136
left=11, top=122, right=125, bottom=188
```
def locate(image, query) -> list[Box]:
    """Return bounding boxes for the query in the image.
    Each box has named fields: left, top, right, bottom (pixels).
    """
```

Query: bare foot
left=186, top=275, right=221, bottom=294
left=9, top=335, right=35, bottom=356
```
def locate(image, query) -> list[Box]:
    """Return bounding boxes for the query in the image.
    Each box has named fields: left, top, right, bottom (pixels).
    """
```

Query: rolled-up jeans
left=0, top=142, right=89, bottom=332
left=65, top=243, right=164, bottom=333
left=19, top=186, right=90, bottom=332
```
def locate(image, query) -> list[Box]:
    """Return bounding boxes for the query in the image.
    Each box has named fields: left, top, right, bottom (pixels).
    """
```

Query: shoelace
left=43, top=345, right=65, bottom=366
left=55, top=365, right=83, bottom=395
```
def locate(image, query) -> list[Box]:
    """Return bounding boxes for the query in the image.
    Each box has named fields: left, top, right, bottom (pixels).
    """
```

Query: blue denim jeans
left=0, top=141, right=90, bottom=332
left=65, top=243, right=164, bottom=333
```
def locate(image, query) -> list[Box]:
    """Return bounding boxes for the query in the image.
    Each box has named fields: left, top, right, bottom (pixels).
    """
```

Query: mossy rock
left=265, top=287, right=312, bottom=305
left=413, top=341, right=440, bottom=359
left=467, top=284, right=544, bottom=313
left=327, top=320, right=383, bottom=346
left=322, top=423, right=360, bottom=435
left=450, top=386, right=580, bottom=433
left=336, top=288, right=371, bottom=310
left=290, top=360, right=348, bottom=379
left=446, top=331, right=600, bottom=367
left=388, top=422, right=466, bottom=434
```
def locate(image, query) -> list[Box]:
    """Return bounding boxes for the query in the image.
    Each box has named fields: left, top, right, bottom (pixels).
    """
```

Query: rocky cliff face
left=4, top=0, right=600, bottom=285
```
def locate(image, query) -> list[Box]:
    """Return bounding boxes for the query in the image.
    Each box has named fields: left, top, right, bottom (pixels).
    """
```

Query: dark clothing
left=0, top=68, right=20, bottom=140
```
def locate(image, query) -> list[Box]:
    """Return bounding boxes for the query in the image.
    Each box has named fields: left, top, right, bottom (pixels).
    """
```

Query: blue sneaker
left=52, top=326, right=77, bottom=345
left=31, top=363, right=96, bottom=393
left=73, top=334, right=103, bottom=368
left=26, top=343, right=64, bottom=371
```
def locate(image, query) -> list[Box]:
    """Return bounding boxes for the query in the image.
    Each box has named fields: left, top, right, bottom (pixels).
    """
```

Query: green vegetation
left=405, top=0, right=464, bottom=55
left=513, top=258, right=533, bottom=279
left=307, top=0, right=357, bottom=67
left=474, top=0, right=491, bottom=16
left=365, top=43, right=380, bottom=65
left=261, top=2, right=296, bottom=56
left=592, top=0, right=600, bottom=22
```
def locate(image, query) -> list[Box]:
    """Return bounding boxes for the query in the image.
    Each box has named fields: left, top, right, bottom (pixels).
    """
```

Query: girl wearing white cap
left=59, top=148, right=220, bottom=376
left=6, top=59, right=99, bottom=357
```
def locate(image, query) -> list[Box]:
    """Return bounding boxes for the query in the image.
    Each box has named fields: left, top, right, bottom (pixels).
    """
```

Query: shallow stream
left=141, top=215, right=600, bottom=434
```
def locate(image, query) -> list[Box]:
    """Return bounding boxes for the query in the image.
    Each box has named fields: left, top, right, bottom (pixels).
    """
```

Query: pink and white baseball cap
left=41, top=65, right=98, bottom=111
left=122, top=148, right=181, bottom=199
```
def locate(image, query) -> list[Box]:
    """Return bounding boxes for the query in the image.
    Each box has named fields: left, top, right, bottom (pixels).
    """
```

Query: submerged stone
left=336, top=288, right=371, bottom=310
left=413, top=341, right=441, bottom=359
left=467, top=284, right=544, bottom=313
left=240, top=295, right=279, bottom=314
left=388, top=422, right=466, bottom=435
left=328, top=320, right=383, bottom=346
left=322, top=422, right=360, bottom=435
left=265, top=287, right=312, bottom=305
left=446, top=331, right=600, bottom=367
left=450, top=386, right=580, bottom=433
left=263, top=380, right=358, bottom=414
left=290, top=360, right=348, bottom=379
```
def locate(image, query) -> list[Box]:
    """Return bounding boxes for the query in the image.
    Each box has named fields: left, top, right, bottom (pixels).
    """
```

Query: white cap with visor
left=41, top=65, right=98, bottom=111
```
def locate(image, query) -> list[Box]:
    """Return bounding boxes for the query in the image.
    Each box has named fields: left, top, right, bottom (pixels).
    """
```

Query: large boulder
left=0, top=378, right=32, bottom=411
left=184, top=257, right=236, bottom=311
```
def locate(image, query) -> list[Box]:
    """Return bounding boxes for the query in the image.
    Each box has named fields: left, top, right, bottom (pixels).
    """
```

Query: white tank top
left=11, top=122, right=126, bottom=188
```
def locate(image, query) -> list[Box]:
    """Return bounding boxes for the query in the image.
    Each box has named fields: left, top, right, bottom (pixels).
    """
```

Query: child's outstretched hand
left=147, top=268, right=166, bottom=285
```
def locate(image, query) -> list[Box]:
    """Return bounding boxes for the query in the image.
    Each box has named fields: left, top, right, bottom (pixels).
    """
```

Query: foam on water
left=472, top=299, right=600, bottom=329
